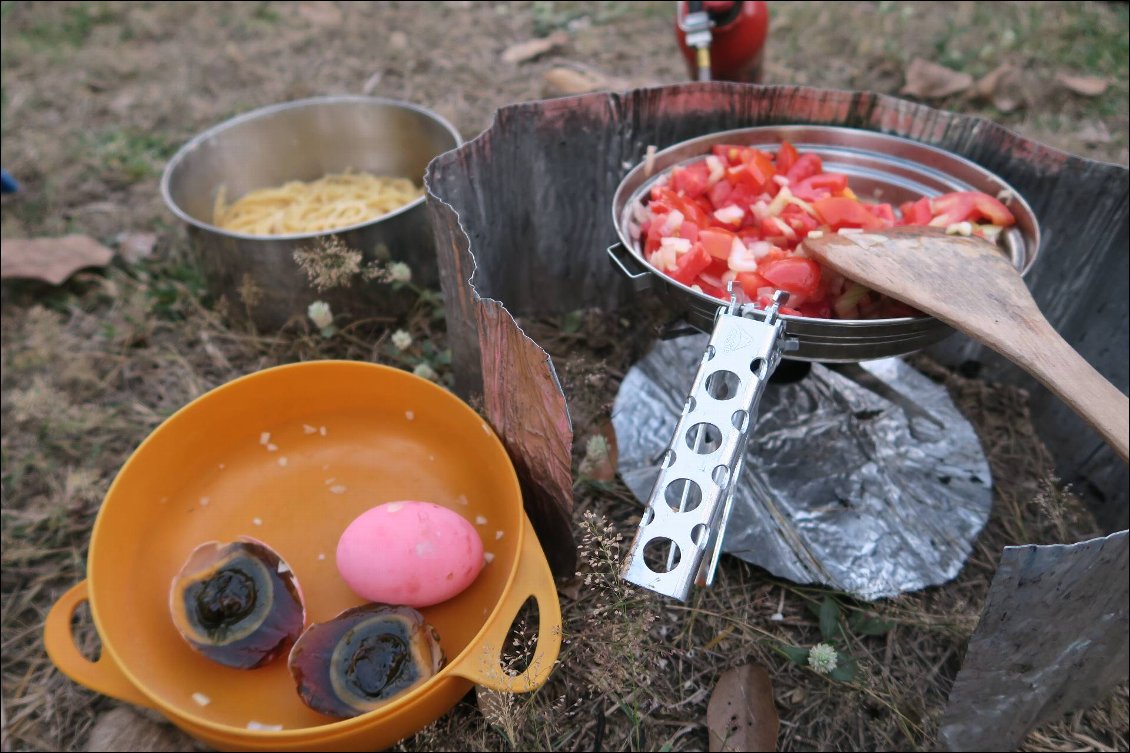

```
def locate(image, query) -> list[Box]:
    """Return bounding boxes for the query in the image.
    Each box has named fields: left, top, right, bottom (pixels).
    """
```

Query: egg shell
left=336, top=501, right=484, bottom=608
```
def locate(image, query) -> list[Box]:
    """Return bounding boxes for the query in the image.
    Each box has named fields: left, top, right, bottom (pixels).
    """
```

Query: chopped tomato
left=704, top=258, right=730, bottom=278
left=736, top=271, right=770, bottom=300
left=699, top=227, right=738, bottom=260
left=677, top=221, right=700, bottom=243
left=866, top=202, right=897, bottom=226
left=726, top=182, right=760, bottom=212
left=785, top=153, right=823, bottom=184
left=791, top=173, right=849, bottom=202
left=652, top=187, right=710, bottom=227
left=797, top=301, right=833, bottom=319
left=711, top=144, right=745, bottom=166
left=761, top=216, right=797, bottom=241
left=929, top=191, right=1015, bottom=227
left=780, top=204, right=820, bottom=235
left=671, top=162, right=711, bottom=199
left=760, top=257, right=822, bottom=300
left=707, top=180, right=733, bottom=208
left=668, top=243, right=711, bottom=286
left=741, top=149, right=777, bottom=192
left=813, top=197, right=884, bottom=231
left=639, top=142, right=1018, bottom=320
left=776, top=141, right=799, bottom=174
left=898, top=197, right=933, bottom=226
left=644, top=220, right=665, bottom=254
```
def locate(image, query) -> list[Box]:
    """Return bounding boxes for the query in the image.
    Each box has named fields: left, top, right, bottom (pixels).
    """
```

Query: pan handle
left=620, top=291, right=791, bottom=602
left=607, top=243, right=654, bottom=292
left=445, top=516, right=562, bottom=693
left=44, top=580, right=154, bottom=708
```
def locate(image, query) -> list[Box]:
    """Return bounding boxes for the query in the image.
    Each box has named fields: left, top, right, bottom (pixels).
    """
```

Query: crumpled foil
left=613, top=334, right=992, bottom=600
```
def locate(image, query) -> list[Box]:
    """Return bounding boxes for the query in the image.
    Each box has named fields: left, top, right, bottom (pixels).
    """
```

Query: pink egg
left=336, top=501, right=484, bottom=608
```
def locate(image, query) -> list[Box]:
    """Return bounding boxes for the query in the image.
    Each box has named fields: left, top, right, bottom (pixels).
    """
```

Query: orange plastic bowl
left=45, top=361, right=561, bottom=752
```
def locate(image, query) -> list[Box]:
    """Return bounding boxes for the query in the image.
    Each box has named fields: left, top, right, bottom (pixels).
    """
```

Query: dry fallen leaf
left=971, top=62, right=1025, bottom=113
left=1055, top=73, right=1109, bottom=97
left=1076, top=121, right=1114, bottom=146
left=543, top=65, right=622, bottom=96
left=707, top=664, right=779, bottom=752
left=1, top=235, right=114, bottom=285
left=579, top=418, right=619, bottom=482
left=900, top=58, right=973, bottom=99
left=296, top=1, right=342, bottom=26
left=117, top=232, right=157, bottom=264
left=501, top=31, right=568, bottom=64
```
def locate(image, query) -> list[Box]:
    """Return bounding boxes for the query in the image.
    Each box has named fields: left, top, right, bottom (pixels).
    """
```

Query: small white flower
left=808, top=642, right=839, bottom=675
left=388, top=262, right=412, bottom=284
left=391, top=329, right=413, bottom=351
left=307, top=301, right=333, bottom=330
left=413, top=363, right=437, bottom=381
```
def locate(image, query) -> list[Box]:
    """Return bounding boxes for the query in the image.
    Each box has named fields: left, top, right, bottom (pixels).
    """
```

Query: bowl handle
left=445, top=516, right=563, bottom=693
left=44, top=580, right=154, bottom=708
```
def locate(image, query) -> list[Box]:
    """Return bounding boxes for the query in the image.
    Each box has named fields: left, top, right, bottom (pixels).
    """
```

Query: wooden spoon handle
left=995, top=317, right=1130, bottom=464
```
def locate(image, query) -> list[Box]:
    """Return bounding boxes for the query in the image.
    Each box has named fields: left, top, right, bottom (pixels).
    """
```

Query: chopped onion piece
left=652, top=245, right=677, bottom=272
left=772, top=175, right=790, bottom=187
left=714, top=205, right=744, bottom=226
left=748, top=241, right=773, bottom=259
left=766, top=185, right=792, bottom=216
left=751, top=200, right=770, bottom=221
left=631, top=201, right=649, bottom=224
left=980, top=224, right=1004, bottom=243
left=659, top=236, right=692, bottom=255
left=807, top=230, right=824, bottom=239
left=835, top=283, right=869, bottom=319
left=705, top=155, right=725, bottom=184
left=660, top=209, right=685, bottom=234
left=728, top=238, right=760, bottom=272
left=945, top=221, right=973, bottom=236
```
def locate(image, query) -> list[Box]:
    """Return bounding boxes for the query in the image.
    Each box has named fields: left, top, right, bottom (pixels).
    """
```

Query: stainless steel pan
left=609, top=126, right=1040, bottom=600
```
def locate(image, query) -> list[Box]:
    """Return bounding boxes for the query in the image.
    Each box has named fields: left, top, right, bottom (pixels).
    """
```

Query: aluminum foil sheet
left=613, top=334, right=992, bottom=600
left=938, top=530, right=1129, bottom=752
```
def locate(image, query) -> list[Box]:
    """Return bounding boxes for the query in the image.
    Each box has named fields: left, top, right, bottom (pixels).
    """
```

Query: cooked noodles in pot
left=213, top=171, right=423, bottom=235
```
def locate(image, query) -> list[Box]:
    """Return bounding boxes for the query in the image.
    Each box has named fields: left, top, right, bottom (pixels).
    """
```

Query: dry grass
left=2, top=2, right=1128, bottom=751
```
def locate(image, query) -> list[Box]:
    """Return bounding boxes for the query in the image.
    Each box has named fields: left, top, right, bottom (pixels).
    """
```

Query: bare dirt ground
left=2, top=2, right=1128, bottom=752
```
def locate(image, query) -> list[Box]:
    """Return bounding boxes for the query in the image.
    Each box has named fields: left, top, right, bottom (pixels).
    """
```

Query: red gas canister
left=675, top=1, right=770, bottom=83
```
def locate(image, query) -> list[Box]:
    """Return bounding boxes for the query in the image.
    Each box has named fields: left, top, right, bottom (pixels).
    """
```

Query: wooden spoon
left=803, top=229, right=1129, bottom=464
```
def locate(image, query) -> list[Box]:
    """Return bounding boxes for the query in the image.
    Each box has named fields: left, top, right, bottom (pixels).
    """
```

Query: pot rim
left=159, top=96, right=462, bottom=243
left=85, top=360, right=530, bottom=739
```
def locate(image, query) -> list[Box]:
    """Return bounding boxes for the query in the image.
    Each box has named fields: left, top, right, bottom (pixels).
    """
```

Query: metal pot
left=161, top=97, right=460, bottom=330
left=610, top=125, right=1040, bottom=362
